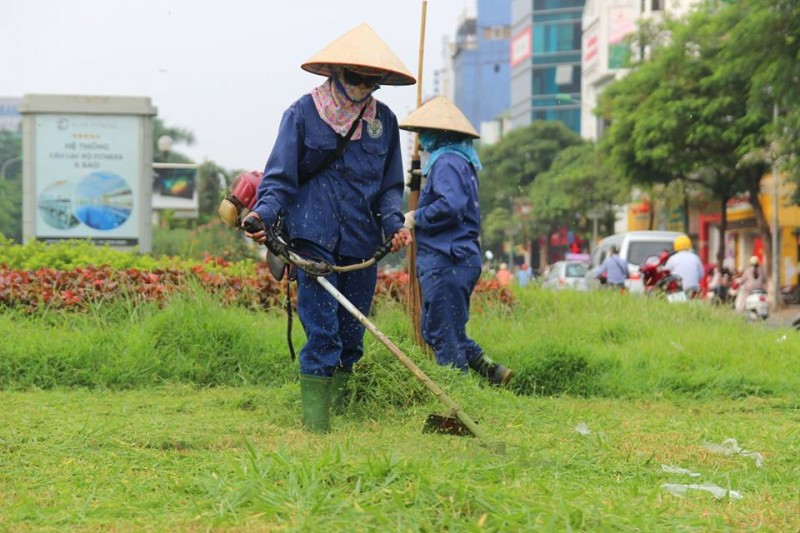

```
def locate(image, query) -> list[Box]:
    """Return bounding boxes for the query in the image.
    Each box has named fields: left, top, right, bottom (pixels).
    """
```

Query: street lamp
left=157, top=135, right=173, bottom=162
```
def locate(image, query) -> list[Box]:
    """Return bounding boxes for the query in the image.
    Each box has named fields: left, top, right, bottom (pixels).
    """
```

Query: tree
left=478, top=121, right=583, bottom=254
left=529, top=143, right=628, bottom=263
left=153, top=117, right=195, bottom=164
left=598, top=6, right=772, bottom=267
left=719, top=0, right=800, bottom=196
left=197, top=161, right=230, bottom=223
left=478, top=121, right=583, bottom=216
left=0, top=130, right=22, bottom=242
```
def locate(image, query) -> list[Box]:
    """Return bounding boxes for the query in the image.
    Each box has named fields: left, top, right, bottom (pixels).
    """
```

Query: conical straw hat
left=301, top=23, right=416, bottom=86
left=399, top=96, right=480, bottom=138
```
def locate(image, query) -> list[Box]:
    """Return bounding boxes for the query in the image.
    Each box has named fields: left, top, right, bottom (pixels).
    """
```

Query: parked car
left=586, top=231, right=688, bottom=293
left=541, top=261, right=588, bottom=291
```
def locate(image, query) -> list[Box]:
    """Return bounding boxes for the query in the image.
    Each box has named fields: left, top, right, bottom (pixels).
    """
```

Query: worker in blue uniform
left=243, top=23, right=415, bottom=432
left=399, top=96, right=513, bottom=386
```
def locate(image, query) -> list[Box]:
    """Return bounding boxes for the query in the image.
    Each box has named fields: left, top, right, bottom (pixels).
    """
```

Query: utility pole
left=771, top=103, right=780, bottom=309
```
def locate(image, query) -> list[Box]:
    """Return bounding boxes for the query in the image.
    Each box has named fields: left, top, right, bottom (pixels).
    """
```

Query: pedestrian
left=707, top=264, right=733, bottom=304
left=496, top=262, right=512, bottom=288
left=242, top=23, right=415, bottom=433
left=399, top=96, right=513, bottom=386
left=596, top=246, right=628, bottom=289
left=735, top=255, right=766, bottom=312
left=664, top=235, right=705, bottom=296
left=516, top=263, right=532, bottom=288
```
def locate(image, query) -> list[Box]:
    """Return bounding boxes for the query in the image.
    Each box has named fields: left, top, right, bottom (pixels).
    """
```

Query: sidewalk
left=767, top=304, right=800, bottom=328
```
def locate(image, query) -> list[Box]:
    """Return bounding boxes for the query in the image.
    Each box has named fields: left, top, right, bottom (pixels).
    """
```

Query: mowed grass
left=1, top=287, right=799, bottom=531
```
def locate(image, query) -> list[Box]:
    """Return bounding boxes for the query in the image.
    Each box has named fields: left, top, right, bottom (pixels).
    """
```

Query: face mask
left=337, top=78, right=374, bottom=103
left=419, top=151, right=430, bottom=172
left=332, top=66, right=381, bottom=103
left=419, top=131, right=439, bottom=153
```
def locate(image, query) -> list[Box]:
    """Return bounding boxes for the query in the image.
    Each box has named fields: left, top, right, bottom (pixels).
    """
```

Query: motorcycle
left=780, top=283, right=800, bottom=305
left=639, top=252, right=687, bottom=302
left=744, top=289, right=769, bottom=321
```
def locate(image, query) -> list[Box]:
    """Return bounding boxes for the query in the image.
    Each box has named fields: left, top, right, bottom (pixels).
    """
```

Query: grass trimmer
left=239, top=216, right=500, bottom=449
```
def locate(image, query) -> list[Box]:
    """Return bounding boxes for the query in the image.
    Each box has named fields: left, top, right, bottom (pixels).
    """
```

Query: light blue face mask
left=419, top=131, right=439, bottom=153
left=418, top=131, right=482, bottom=175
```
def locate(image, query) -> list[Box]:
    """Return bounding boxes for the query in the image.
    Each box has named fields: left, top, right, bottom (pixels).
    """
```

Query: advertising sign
left=34, top=114, right=140, bottom=245
left=151, top=163, right=199, bottom=219
left=510, top=27, right=532, bottom=68
left=154, top=166, right=196, bottom=199
left=608, top=6, right=635, bottom=69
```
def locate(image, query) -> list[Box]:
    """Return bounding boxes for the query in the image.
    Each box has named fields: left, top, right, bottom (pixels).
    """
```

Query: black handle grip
left=243, top=217, right=265, bottom=234
left=373, top=239, right=394, bottom=263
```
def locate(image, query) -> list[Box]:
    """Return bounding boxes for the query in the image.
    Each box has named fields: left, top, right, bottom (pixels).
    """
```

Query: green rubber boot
left=300, top=374, right=332, bottom=433
left=469, top=354, right=513, bottom=386
left=331, top=370, right=352, bottom=415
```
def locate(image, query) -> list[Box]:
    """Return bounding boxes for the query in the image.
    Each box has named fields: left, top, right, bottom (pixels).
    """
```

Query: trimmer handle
left=373, top=238, right=394, bottom=263
left=242, top=216, right=265, bottom=234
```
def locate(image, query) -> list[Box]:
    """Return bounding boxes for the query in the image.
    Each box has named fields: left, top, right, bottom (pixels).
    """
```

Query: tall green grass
left=1, top=285, right=798, bottom=401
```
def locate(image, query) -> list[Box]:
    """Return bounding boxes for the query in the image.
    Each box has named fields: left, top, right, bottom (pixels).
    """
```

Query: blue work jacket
left=252, top=94, right=404, bottom=259
left=415, top=153, right=482, bottom=271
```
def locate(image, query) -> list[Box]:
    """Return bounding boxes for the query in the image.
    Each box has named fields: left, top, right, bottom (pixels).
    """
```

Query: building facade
left=509, top=0, right=585, bottom=133
left=451, top=0, right=512, bottom=138
left=581, top=0, right=704, bottom=140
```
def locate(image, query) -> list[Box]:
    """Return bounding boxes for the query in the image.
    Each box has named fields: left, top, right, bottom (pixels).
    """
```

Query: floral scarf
left=310, top=69, right=377, bottom=140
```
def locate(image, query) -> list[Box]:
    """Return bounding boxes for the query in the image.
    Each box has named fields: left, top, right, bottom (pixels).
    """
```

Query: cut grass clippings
left=2, top=388, right=798, bottom=531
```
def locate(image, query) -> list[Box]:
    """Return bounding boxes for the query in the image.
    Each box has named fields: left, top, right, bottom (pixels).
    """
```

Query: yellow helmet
left=674, top=235, right=691, bottom=252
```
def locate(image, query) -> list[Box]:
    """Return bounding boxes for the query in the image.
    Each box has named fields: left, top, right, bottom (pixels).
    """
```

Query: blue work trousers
left=294, top=241, right=377, bottom=377
left=418, top=265, right=483, bottom=371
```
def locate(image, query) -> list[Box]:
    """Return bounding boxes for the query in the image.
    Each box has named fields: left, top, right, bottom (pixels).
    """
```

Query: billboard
left=608, top=6, right=635, bottom=69
left=510, top=27, right=532, bottom=68
left=155, top=166, right=196, bottom=199
left=33, top=114, right=141, bottom=245
left=151, top=163, right=199, bottom=218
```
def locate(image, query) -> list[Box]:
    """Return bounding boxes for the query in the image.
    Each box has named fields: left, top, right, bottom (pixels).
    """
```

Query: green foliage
left=0, top=130, right=22, bottom=242
left=717, top=0, right=800, bottom=196
left=153, top=117, right=195, bottom=163
left=598, top=3, right=781, bottom=259
left=478, top=120, right=583, bottom=214
left=152, top=219, right=256, bottom=261
left=529, top=143, right=627, bottom=239
left=197, top=160, right=230, bottom=223
left=0, top=235, right=162, bottom=271
left=477, top=121, right=583, bottom=251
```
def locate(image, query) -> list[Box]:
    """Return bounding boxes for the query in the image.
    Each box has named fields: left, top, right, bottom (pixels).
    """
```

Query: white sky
left=1, top=0, right=474, bottom=171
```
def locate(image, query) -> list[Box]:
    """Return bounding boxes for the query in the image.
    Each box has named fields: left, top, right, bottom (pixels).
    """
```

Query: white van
left=586, top=231, right=687, bottom=292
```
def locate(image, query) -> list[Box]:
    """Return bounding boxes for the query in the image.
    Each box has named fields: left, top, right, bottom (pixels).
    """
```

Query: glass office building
left=510, top=0, right=585, bottom=133
left=452, top=0, right=511, bottom=135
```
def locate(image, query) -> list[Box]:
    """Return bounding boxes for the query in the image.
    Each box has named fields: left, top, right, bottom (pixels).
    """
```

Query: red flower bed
left=0, top=258, right=512, bottom=313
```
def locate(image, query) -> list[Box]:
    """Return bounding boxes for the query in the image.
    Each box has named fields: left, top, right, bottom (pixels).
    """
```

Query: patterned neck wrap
left=310, top=67, right=378, bottom=140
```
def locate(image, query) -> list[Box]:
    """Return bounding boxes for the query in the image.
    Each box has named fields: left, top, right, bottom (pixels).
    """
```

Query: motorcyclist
left=664, top=235, right=705, bottom=297
left=735, top=255, right=766, bottom=312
